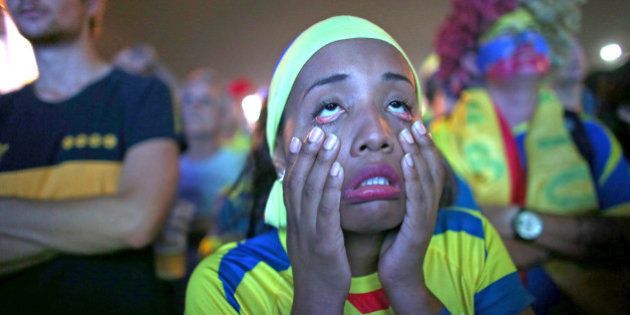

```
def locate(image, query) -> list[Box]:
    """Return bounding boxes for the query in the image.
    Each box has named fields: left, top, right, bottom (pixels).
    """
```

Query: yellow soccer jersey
left=186, top=207, right=532, bottom=314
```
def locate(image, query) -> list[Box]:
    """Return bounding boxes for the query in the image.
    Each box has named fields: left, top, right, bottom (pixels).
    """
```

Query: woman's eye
left=387, top=100, right=412, bottom=120
left=315, top=102, right=345, bottom=124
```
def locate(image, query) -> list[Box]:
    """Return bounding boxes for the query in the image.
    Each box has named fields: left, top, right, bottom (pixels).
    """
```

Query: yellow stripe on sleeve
left=599, top=127, right=623, bottom=186
left=0, top=161, right=121, bottom=199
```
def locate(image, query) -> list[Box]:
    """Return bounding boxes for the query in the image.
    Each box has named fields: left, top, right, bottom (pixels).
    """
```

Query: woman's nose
left=350, top=109, right=394, bottom=156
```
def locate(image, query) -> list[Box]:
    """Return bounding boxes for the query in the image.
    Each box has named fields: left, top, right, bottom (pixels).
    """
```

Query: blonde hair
left=520, top=0, right=586, bottom=71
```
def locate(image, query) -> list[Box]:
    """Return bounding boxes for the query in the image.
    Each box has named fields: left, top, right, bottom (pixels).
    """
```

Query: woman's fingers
left=401, top=151, right=425, bottom=227
left=301, top=132, right=340, bottom=228
left=284, top=127, right=324, bottom=227
left=284, top=127, right=341, bottom=232
left=315, top=161, right=344, bottom=240
left=283, top=136, right=302, bottom=227
left=398, top=127, right=433, bottom=205
left=397, top=125, right=439, bottom=244
left=411, top=121, right=444, bottom=196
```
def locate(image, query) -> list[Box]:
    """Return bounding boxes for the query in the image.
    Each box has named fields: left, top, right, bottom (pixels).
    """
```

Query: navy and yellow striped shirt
left=0, top=68, right=177, bottom=313
left=0, top=68, right=177, bottom=200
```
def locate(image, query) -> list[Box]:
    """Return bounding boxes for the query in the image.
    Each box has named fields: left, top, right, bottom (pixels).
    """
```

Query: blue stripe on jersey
left=453, top=175, right=480, bottom=211
left=598, top=162, right=630, bottom=211
left=514, top=132, right=528, bottom=171
left=433, top=209, right=484, bottom=239
left=218, top=230, right=290, bottom=313
left=524, top=266, right=565, bottom=314
left=583, top=120, right=610, bottom=181
left=474, top=272, right=533, bottom=315
left=583, top=121, right=630, bottom=210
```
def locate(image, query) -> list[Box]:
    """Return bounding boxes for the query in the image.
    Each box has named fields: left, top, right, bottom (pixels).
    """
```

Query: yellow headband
left=481, top=9, right=540, bottom=43
left=264, top=15, right=423, bottom=228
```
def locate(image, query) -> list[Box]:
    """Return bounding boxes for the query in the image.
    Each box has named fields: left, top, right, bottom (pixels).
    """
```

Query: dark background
left=96, top=0, right=630, bottom=85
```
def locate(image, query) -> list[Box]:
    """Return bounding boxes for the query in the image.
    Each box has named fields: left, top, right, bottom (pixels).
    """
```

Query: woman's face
left=180, top=81, right=223, bottom=140
left=279, top=39, right=418, bottom=233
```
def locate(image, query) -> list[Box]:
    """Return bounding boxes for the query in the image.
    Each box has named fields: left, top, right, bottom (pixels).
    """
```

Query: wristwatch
left=513, top=209, right=544, bottom=241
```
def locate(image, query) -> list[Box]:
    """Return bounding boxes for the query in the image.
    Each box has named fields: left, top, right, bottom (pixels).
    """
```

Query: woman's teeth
left=359, top=177, right=390, bottom=187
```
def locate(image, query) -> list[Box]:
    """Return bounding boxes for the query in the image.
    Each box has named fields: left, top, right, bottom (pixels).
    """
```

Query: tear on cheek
left=315, top=116, right=331, bottom=124
left=315, top=112, right=343, bottom=124
left=398, top=112, right=413, bottom=121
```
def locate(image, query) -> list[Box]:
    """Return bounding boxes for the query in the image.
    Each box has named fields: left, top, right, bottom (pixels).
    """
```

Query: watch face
left=515, top=211, right=543, bottom=240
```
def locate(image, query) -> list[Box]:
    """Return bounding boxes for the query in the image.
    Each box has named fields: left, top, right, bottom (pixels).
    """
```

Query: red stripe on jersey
left=496, top=108, right=527, bottom=206
left=347, top=288, right=390, bottom=313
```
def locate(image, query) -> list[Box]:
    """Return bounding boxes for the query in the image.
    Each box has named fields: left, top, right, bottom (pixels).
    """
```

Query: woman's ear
left=272, top=138, right=287, bottom=181
left=85, top=0, right=106, bottom=36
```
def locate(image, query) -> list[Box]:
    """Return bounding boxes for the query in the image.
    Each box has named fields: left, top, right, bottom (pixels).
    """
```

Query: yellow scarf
left=432, top=88, right=597, bottom=213
left=432, top=87, right=630, bottom=313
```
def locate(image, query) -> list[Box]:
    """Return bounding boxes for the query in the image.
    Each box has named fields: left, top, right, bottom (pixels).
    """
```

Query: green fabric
left=481, top=9, right=540, bottom=43
left=264, top=15, right=423, bottom=228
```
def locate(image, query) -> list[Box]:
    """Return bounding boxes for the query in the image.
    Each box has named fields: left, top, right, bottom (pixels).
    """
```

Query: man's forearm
left=485, top=204, right=630, bottom=264
left=0, top=195, right=162, bottom=254
left=0, top=139, right=179, bottom=256
left=535, top=213, right=630, bottom=261
left=503, top=239, right=549, bottom=269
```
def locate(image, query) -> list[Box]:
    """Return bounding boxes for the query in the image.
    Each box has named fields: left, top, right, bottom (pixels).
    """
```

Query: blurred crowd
left=1, top=0, right=628, bottom=314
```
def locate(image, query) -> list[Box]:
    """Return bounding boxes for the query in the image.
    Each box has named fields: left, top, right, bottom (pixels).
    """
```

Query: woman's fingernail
left=330, top=161, right=341, bottom=177
left=401, top=128, right=414, bottom=144
left=308, top=126, right=324, bottom=143
left=323, top=134, right=338, bottom=150
left=404, top=153, right=414, bottom=168
left=413, top=121, right=426, bottom=135
left=289, top=137, right=301, bottom=154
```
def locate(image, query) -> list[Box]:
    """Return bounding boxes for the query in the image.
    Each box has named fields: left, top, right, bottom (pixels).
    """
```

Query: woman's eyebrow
left=383, top=72, right=413, bottom=87
left=304, top=73, right=348, bottom=98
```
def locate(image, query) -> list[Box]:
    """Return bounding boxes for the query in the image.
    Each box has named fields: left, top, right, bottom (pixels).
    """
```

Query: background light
left=241, top=94, right=263, bottom=128
left=599, top=43, right=622, bottom=63
left=1, top=10, right=38, bottom=94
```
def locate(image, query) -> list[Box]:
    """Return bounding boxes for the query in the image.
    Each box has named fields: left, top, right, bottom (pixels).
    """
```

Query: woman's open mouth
left=343, top=163, right=401, bottom=203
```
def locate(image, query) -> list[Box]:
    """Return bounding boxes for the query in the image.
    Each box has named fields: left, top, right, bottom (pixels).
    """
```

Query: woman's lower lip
left=343, top=185, right=401, bottom=203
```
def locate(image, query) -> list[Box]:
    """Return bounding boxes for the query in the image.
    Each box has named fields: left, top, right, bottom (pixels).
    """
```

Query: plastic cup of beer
left=154, top=200, right=195, bottom=280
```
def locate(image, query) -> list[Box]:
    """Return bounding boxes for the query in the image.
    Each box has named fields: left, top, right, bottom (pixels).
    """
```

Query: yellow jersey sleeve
left=186, top=243, right=240, bottom=315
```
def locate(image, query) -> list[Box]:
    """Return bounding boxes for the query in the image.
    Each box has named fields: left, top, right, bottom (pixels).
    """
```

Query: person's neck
left=487, top=77, right=541, bottom=128
left=344, top=231, right=385, bottom=277
left=32, top=32, right=110, bottom=102
left=185, top=136, right=220, bottom=160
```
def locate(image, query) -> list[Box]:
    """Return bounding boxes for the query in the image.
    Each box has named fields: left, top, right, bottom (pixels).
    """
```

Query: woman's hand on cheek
left=283, top=126, right=350, bottom=315
left=378, top=121, right=443, bottom=314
